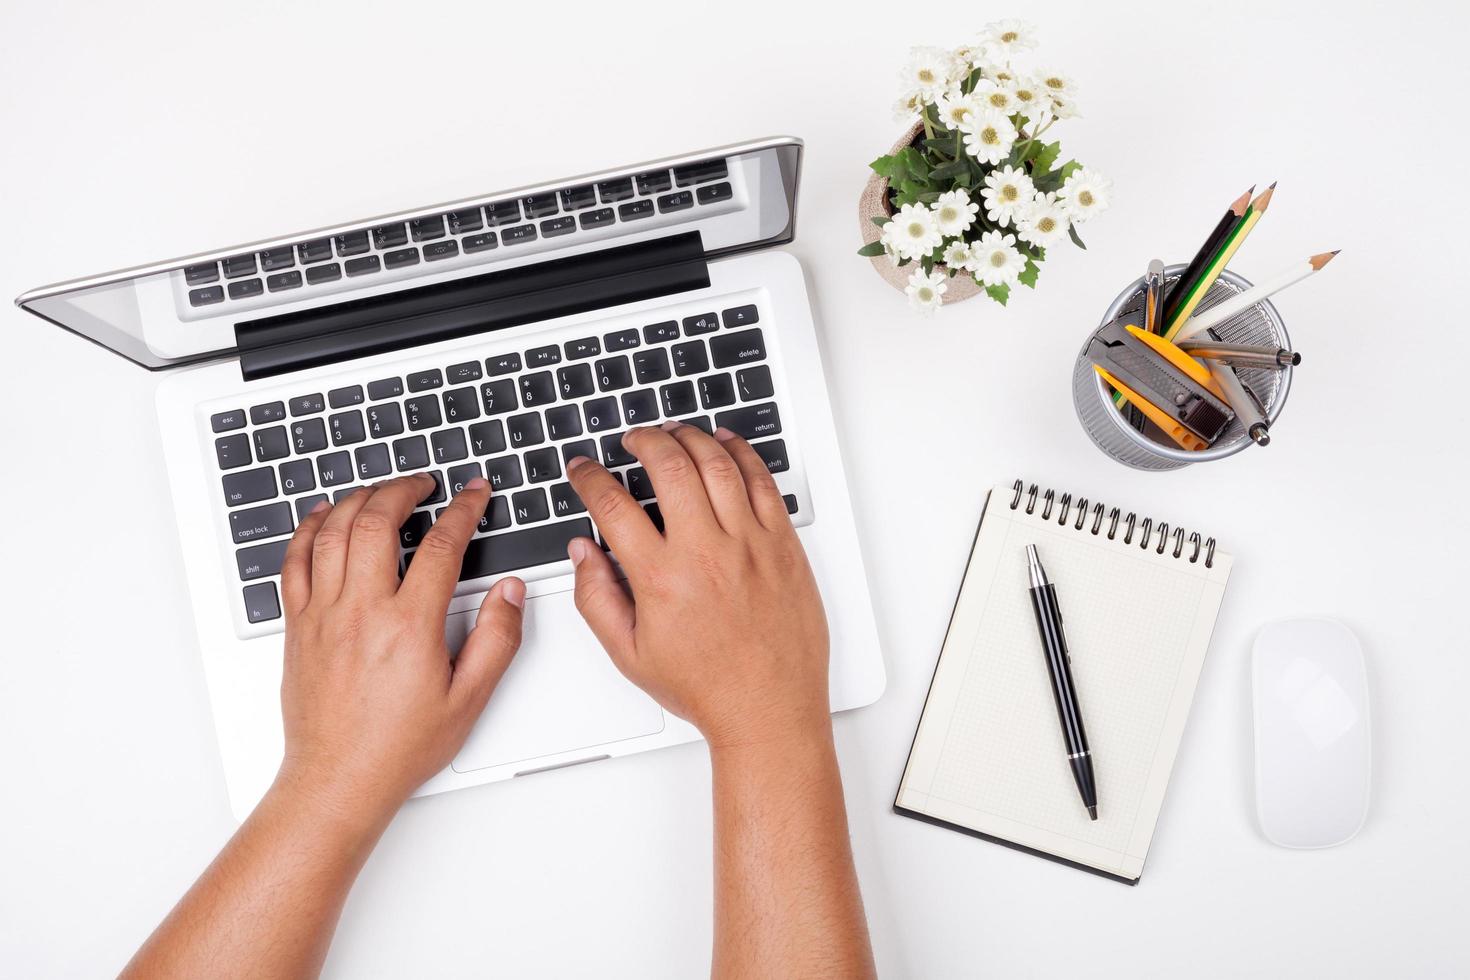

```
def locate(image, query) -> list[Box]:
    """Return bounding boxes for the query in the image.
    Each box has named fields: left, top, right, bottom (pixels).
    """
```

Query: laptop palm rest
left=448, top=590, right=665, bottom=774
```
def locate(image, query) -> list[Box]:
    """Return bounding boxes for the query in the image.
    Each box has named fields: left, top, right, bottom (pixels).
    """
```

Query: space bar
left=458, top=519, right=593, bottom=580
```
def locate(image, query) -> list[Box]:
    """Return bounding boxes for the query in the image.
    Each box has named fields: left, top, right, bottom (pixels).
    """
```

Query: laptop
left=15, top=136, right=886, bottom=820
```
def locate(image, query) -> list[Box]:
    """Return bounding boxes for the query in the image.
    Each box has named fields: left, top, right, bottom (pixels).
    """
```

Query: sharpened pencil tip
left=1252, top=183, right=1277, bottom=213
left=1309, top=250, right=1339, bottom=270
left=1087, top=805, right=1098, bottom=821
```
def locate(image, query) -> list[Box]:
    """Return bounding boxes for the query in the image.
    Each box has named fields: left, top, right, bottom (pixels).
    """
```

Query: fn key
left=242, top=582, right=281, bottom=623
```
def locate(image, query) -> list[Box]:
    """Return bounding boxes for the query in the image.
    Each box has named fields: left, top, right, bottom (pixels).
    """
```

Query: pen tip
left=1087, top=805, right=1098, bottom=821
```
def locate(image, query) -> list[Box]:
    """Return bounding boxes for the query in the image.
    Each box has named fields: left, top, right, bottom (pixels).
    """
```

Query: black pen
left=1025, top=544, right=1099, bottom=820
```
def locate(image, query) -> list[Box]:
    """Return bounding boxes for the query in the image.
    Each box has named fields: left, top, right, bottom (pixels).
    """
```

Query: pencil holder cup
left=1071, top=264, right=1293, bottom=471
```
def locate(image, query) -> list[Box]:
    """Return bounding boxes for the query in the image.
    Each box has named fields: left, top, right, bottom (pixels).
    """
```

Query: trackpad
left=450, top=590, right=665, bottom=774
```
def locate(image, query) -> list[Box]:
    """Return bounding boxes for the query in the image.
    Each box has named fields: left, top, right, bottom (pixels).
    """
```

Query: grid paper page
left=897, top=486, right=1232, bottom=881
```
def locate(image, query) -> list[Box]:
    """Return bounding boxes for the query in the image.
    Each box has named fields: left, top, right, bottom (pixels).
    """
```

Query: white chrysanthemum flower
left=981, top=165, right=1036, bottom=227
left=971, top=79, right=1018, bottom=116
left=1017, top=192, right=1071, bottom=246
left=1006, top=76, right=1047, bottom=121
left=950, top=45, right=983, bottom=78
left=972, top=230, right=1026, bottom=287
left=960, top=110, right=1018, bottom=165
left=942, top=239, right=972, bottom=269
left=935, top=91, right=982, bottom=130
left=981, top=19, right=1039, bottom=61
left=883, top=203, right=943, bottom=260
left=1059, top=168, right=1112, bottom=223
left=906, top=268, right=947, bottom=314
left=1047, top=95, right=1079, bottom=119
left=932, top=189, right=980, bottom=236
left=902, top=47, right=953, bottom=101
left=892, top=90, right=926, bottom=124
left=1035, top=67, right=1080, bottom=116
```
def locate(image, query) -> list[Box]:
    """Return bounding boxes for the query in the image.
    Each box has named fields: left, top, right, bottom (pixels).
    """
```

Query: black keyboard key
left=511, top=488, right=550, bottom=524
left=290, top=393, right=325, bottom=416
left=215, top=433, right=252, bottom=470
left=484, top=454, right=523, bottom=490
left=626, top=466, right=655, bottom=501
left=643, top=502, right=666, bottom=533
left=446, top=461, right=483, bottom=496
left=328, top=385, right=364, bottom=408
left=481, top=379, right=517, bottom=415
left=456, top=518, right=593, bottom=579
left=546, top=404, right=583, bottom=440
left=443, top=361, right=482, bottom=386
left=752, top=438, right=790, bottom=473
left=674, top=158, right=728, bottom=186
left=243, top=582, right=282, bottom=623
left=658, top=190, right=693, bottom=213
left=583, top=396, right=619, bottom=432
left=345, top=255, right=381, bottom=277
left=228, top=278, right=264, bottom=300
left=633, top=348, right=671, bottom=384
left=424, top=240, right=459, bottom=262
left=400, top=511, right=433, bottom=549
left=596, top=356, right=632, bottom=391
left=672, top=340, right=708, bottom=376
left=486, top=352, right=522, bottom=376
left=622, top=389, right=658, bottom=426
left=561, top=439, right=597, bottom=465
left=714, top=401, right=781, bottom=440
left=250, top=401, right=286, bottom=425
left=236, top=539, right=288, bottom=581
left=541, top=216, right=575, bottom=238
left=527, top=344, right=562, bottom=367
left=185, top=262, right=219, bottom=285
left=643, top=321, right=679, bottom=344
left=485, top=201, right=522, bottom=226
left=699, top=373, right=736, bottom=409
left=524, top=447, right=561, bottom=483
left=660, top=381, right=697, bottom=417
left=408, top=369, right=443, bottom=392
left=333, top=486, right=363, bottom=503
left=635, top=170, right=672, bottom=195
left=431, top=427, right=468, bottom=464
left=711, top=328, right=767, bottom=369
left=329, top=410, right=366, bottom=446
left=367, top=402, right=404, bottom=438
left=485, top=495, right=512, bottom=531
left=410, top=215, right=446, bottom=241
left=560, top=185, right=596, bottom=210
left=557, top=363, right=594, bottom=399
left=260, top=247, right=295, bottom=272
left=392, top=435, right=430, bottom=471
left=294, top=493, right=328, bottom=520
left=427, top=470, right=449, bottom=506
left=222, top=467, right=277, bottom=507
left=469, top=419, right=506, bottom=456
left=280, top=458, right=316, bottom=495
left=317, top=451, right=353, bottom=487
left=603, top=328, right=640, bottom=352
left=600, top=432, right=634, bottom=467
left=354, top=443, right=391, bottom=480
left=447, top=208, right=483, bottom=235
left=298, top=238, right=333, bottom=263
left=335, top=231, right=370, bottom=256
left=292, top=418, right=328, bottom=453
left=442, top=386, right=480, bottom=422
left=503, top=224, right=537, bottom=245
left=682, top=312, right=719, bottom=335
left=507, top=412, right=545, bottom=448
left=520, top=371, right=557, bottom=408
left=223, top=254, right=257, bottom=278
left=211, top=409, right=247, bottom=432
left=618, top=199, right=654, bottom=221
left=565, top=337, right=600, bottom=360
left=405, top=395, right=442, bottom=430
left=686, top=415, right=713, bottom=435
left=722, top=304, right=760, bottom=328
left=368, top=377, right=404, bottom=400
left=463, top=232, right=499, bottom=253
left=384, top=247, right=420, bottom=269
left=254, top=426, right=291, bottom=462
left=697, top=182, right=734, bottom=205
left=597, top=178, right=634, bottom=203
left=736, top=365, right=774, bottom=401
left=522, top=193, right=558, bottom=218
left=190, top=285, right=225, bottom=307
left=783, top=493, right=798, bottom=515
left=373, top=223, right=408, bottom=249
left=306, top=263, right=342, bottom=285
left=579, top=207, right=615, bottom=230
left=549, top=481, right=586, bottom=517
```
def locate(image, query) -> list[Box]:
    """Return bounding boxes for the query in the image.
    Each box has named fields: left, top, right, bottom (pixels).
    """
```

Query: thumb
left=568, top=537, right=637, bottom=668
left=451, top=577, right=525, bottom=714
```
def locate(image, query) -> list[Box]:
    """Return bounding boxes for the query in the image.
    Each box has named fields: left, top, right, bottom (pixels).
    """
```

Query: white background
left=2, top=1, right=1467, bottom=976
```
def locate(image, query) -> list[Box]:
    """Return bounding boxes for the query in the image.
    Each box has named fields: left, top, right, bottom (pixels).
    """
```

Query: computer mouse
left=1252, top=619, right=1371, bottom=848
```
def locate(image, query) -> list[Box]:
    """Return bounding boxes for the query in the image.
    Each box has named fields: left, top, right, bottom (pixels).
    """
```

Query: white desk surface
left=2, top=1, right=1466, bottom=975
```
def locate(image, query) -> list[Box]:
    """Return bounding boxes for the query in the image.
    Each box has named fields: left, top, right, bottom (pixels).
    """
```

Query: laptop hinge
left=234, top=232, right=710, bottom=381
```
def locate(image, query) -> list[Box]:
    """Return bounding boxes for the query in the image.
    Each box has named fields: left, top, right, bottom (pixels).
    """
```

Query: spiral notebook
left=895, top=480, right=1233, bottom=884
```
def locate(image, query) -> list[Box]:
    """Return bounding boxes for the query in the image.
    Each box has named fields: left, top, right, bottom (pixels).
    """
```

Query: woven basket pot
left=857, top=121, right=983, bottom=303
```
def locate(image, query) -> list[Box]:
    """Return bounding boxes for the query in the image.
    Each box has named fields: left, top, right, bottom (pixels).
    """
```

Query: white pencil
left=1175, top=251, right=1339, bottom=341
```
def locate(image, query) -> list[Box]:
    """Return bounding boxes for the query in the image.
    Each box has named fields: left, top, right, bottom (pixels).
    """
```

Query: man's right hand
left=563, top=422, right=830, bottom=750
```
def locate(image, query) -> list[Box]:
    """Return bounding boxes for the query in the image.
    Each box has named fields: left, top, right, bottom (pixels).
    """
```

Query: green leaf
left=898, top=147, right=930, bottom=181
left=1018, top=257, right=1040, bottom=288
left=1032, top=141, right=1062, bottom=174
left=985, top=283, right=1011, bottom=306
left=914, top=191, right=941, bottom=204
left=1057, top=159, right=1083, bottom=183
left=857, top=241, right=888, bottom=257
left=920, top=255, right=934, bottom=275
left=1068, top=225, right=1087, bottom=250
left=928, top=159, right=970, bottom=182
left=870, top=215, right=891, bottom=228
left=868, top=154, right=898, bottom=178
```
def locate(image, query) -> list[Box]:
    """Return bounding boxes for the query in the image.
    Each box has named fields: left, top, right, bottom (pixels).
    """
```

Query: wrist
left=707, top=716, right=835, bottom=770
left=268, top=761, right=403, bottom=846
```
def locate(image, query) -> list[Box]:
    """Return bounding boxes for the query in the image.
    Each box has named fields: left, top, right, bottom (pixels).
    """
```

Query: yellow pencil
left=1163, top=183, right=1275, bottom=341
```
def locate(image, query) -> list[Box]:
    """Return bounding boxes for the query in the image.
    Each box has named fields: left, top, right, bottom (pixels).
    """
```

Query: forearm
left=121, top=772, right=395, bottom=980
left=709, top=726, right=875, bottom=980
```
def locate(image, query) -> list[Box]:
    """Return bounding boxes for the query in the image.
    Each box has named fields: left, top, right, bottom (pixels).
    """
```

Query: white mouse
left=1252, top=619, right=1371, bottom=848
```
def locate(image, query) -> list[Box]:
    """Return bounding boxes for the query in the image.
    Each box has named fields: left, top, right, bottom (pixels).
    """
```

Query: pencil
left=1174, top=250, right=1338, bottom=340
left=1163, top=182, right=1276, bottom=341
left=1160, top=187, right=1253, bottom=330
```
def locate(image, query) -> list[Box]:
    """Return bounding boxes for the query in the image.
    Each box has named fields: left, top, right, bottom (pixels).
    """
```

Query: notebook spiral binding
left=1009, top=480, right=1216, bottom=568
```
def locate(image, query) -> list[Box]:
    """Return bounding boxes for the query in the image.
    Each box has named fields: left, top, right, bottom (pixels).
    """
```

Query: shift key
left=229, top=502, right=294, bottom=544
left=714, top=402, right=782, bottom=440
left=236, top=539, right=289, bottom=581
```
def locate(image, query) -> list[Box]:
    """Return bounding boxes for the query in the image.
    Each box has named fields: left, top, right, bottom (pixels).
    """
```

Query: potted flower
left=857, top=20, right=1111, bottom=313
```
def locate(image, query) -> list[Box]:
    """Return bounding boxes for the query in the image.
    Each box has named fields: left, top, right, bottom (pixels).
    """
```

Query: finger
left=666, top=421, right=757, bottom=533
left=280, top=499, right=332, bottom=617
left=311, top=485, right=379, bottom=603
left=714, top=428, right=791, bottom=531
left=564, top=456, right=662, bottom=573
left=622, top=424, right=718, bottom=532
left=450, top=576, right=526, bottom=716
left=342, top=472, right=437, bottom=597
left=568, top=537, right=637, bottom=669
left=399, top=477, right=491, bottom=614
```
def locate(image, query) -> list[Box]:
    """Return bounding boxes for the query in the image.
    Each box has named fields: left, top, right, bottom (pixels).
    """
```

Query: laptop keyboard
left=209, top=298, right=798, bottom=629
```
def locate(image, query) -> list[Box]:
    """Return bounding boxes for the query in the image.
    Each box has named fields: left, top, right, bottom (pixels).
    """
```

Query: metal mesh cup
left=1071, top=264, right=1293, bottom=470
